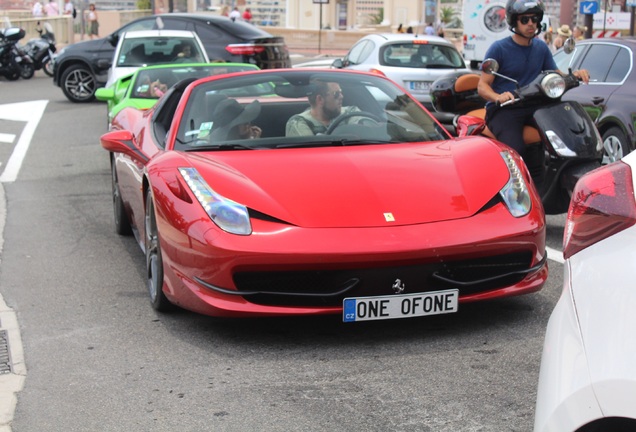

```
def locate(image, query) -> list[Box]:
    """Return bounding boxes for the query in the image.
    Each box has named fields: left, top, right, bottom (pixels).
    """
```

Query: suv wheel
left=61, top=64, right=96, bottom=103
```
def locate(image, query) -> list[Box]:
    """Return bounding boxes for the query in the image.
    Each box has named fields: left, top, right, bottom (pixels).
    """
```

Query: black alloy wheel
left=145, top=191, right=173, bottom=312
left=111, top=159, right=132, bottom=236
left=60, top=64, right=96, bottom=103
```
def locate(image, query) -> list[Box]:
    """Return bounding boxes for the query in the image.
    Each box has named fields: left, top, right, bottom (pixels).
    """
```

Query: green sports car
left=95, top=62, right=260, bottom=128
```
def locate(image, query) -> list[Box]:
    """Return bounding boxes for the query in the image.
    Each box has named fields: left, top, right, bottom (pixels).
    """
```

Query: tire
left=111, top=159, right=132, bottom=236
left=43, top=59, right=54, bottom=77
left=19, top=62, right=35, bottom=80
left=4, top=70, right=20, bottom=81
left=145, top=191, right=173, bottom=312
left=602, top=126, right=630, bottom=165
left=60, top=64, right=96, bottom=103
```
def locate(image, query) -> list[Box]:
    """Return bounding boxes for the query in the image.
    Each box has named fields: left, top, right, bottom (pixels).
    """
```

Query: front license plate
left=407, top=81, right=431, bottom=92
left=343, top=289, right=459, bottom=322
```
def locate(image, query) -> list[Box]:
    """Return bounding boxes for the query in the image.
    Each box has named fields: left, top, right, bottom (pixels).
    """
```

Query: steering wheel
left=325, top=111, right=384, bottom=135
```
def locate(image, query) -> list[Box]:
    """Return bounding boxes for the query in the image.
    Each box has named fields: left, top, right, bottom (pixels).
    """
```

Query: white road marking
left=0, top=133, right=16, bottom=144
left=546, top=246, right=564, bottom=264
left=0, top=100, right=48, bottom=183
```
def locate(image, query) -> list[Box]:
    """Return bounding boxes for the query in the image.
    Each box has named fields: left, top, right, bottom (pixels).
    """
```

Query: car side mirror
left=563, top=37, right=576, bottom=54
left=100, top=130, right=149, bottom=164
left=107, top=33, right=118, bottom=47
left=331, top=58, right=343, bottom=69
left=95, top=87, right=114, bottom=102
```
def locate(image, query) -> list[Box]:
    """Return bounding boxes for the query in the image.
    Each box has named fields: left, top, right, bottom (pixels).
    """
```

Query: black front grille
left=232, top=252, right=534, bottom=307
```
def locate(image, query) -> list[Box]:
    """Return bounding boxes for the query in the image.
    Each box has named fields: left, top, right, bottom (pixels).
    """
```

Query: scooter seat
left=466, top=108, right=541, bottom=144
left=454, top=74, right=481, bottom=93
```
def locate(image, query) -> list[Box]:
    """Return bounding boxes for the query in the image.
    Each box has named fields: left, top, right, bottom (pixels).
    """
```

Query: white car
left=332, top=33, right=470, bottom=108
left=534, top=152, right=636, bottom=431
left=106, top=29, right=209, bottom=88
left=292, top=57, right=339, bottom=69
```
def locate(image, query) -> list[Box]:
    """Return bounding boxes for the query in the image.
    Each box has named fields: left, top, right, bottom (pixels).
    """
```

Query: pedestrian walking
left=229, top=7, right=241, bottom=22
left=44, top=0, right=59, bottom=16
left=86, top=3, right=99, bottom=39
left=242, top=8, right=252, bottom=23
left=32, top=0, right=44, bottom=17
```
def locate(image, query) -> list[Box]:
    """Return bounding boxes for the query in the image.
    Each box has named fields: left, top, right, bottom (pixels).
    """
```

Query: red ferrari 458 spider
left=100, top=69, right=547, bottom=321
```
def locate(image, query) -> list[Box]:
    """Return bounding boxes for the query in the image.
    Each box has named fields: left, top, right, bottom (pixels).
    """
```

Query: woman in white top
left=87, top=3, right=99, bottom=39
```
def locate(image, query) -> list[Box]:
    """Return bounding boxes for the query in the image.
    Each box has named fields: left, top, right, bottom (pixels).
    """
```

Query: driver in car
left=286, top=80, right=366, bottom=136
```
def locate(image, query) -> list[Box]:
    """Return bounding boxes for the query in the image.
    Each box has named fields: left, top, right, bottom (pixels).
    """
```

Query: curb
left=0, top=184, right=25, bottom=432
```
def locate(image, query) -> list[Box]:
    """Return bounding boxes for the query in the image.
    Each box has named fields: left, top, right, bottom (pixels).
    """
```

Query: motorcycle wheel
left=43, top=59, right=54, bottom=77
left=19, top=62, right=35, bottom=80
left=4, top=70, right=20, bottom=81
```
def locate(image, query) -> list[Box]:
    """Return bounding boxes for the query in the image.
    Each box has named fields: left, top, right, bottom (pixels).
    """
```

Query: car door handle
left=591, top=96, right=605, bottom=105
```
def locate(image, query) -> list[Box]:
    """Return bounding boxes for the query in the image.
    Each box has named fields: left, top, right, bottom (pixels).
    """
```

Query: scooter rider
left=477, top=0, right=590, bottom=160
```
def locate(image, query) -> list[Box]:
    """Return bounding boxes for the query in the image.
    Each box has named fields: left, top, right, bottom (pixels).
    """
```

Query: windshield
left=117, top=36, right=206, bottom=67
left=132, top=64, right=258, bottom=99
left=380, top=42, right=465, bottom=69
left=173, top=71, right=448, bottom=151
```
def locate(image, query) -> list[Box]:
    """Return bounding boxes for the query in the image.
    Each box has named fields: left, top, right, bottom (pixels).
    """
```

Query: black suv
left=53, top=13, right=291, bottom=103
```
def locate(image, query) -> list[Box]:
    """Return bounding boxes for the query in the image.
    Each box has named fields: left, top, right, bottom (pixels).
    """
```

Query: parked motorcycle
left=23, top=22, right=56, bottom=77
left=430, top=58, right=603, bottom=214
left=0, top=26, right=35, bottom=80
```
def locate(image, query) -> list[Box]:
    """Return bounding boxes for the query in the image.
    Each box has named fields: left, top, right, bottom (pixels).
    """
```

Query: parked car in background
left=100, top=68, right=547, bottom=318
left=534, top=152, right=636, bottom=431
left=53, top=13, right=291, bottom=103
left=105, top=30, right=209, bottom=88
left=292, top=57, right=339, bottom=69
left=553, top=38, right=636, bottom=165
left=332, top=33, right=470, bottom=109
left=96, top=62, right=259, bottom=128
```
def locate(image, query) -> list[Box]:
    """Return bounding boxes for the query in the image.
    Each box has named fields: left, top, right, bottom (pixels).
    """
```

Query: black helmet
left=506, top=0, right=545, bottom=27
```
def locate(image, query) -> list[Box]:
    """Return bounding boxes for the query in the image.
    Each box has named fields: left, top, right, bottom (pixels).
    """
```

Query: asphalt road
left=0, top=71, right=566, bottom=432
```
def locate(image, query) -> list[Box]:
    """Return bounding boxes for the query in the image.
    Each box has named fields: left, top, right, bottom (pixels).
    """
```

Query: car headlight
left=499, top=152, right=532, bottom=217
left=540, top=73, right=566, bottom=98
left=179, top=167, right=252, bottom=235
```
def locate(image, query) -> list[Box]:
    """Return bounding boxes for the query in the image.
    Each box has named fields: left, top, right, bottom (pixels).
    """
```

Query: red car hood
left=184, top=139, right=510, bottom=228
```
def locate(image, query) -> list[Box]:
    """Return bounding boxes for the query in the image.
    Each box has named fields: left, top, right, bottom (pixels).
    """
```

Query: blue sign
left=580, top=1, right=599, bottom=14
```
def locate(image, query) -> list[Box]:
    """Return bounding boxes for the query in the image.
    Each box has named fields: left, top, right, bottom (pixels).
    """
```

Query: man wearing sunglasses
left=477, top=0, right=589, bottom=161
left=286, top=80, right=365, bottom=136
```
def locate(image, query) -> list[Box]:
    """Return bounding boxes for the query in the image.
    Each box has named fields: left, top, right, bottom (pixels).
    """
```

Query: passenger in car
left=206, top=95, right=262, bottom=140
left=172, top=42, right=201, bottom=63
left=285, top=80, right=363, bottom=136
left=135, top=70, right=175, bottom=98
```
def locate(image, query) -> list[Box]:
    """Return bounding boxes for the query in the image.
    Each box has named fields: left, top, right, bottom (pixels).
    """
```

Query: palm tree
left=440, top=6, right=456, bottom=25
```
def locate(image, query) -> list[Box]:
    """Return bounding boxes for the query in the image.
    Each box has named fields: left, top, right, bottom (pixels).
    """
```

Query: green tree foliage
left=440, top=6, right=456, bottom=24
left=369, top=8, right=384, bottom=25
left=137, top=0, right=151, bottom=10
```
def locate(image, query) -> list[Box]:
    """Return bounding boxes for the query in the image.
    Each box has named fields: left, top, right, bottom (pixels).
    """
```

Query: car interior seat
left=127, top=44, right=147, bottom=65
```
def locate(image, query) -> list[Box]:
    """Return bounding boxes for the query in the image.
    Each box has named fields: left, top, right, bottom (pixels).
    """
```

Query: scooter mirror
left=563, top=37, right=576, bottom=54
left=481, top=58, right=499, bottom=75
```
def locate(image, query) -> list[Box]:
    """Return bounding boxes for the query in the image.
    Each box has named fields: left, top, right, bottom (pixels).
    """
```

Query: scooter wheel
left=43, top=60, right=54, bottom=77
left=20, top=63, right=35, bottom=80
